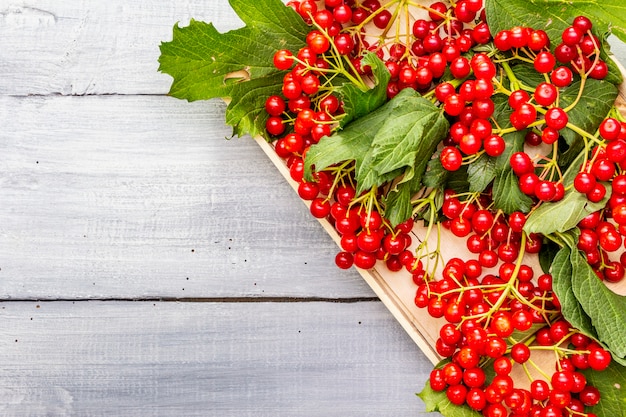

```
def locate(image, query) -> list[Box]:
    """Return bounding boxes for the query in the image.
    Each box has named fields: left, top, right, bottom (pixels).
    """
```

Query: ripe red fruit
left=534, top=82, right=558, bottom=106
left=534, top=51, right=556, bottom=73
left=440, top=146, right=463, bottom=171
left=544, top=107, right=568, bottom=130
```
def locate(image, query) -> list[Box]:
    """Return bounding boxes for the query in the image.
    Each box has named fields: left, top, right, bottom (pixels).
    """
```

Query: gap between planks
left=0, top=296, right=380, bottom=303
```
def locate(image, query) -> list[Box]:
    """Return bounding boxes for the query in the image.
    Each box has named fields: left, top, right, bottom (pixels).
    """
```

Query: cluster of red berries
left=567, top=117, right=626, bottom=283
left=262, top=2, right=621, bottom=415
left=428, top=316, right=611, bottom=416
left=268, top=0, right=501, bottom=271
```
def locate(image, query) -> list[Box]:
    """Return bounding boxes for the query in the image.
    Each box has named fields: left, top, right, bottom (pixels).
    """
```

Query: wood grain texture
left=0, top=300, right=435, bottom=417
left=0, top=94, right=374, bottom=299
left=0, top=0, right=244, bottom=96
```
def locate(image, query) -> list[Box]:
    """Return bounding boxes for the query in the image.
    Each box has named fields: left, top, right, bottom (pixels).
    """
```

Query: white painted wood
left=0, top=0, right=246, bottom=96
left=0, top=94, right=374, bottom=299
left=0, top=300, right=436, bottom=416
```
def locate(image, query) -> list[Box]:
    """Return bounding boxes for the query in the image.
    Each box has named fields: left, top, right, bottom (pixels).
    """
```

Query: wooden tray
left=254, top=59, right=626, bottom=367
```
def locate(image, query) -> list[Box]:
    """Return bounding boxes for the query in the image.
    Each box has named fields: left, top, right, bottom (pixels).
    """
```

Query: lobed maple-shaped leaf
left=158, top=0, right=310, bottom=138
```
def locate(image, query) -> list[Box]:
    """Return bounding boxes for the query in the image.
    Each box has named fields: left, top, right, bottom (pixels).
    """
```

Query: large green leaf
left=581, top=361, right=626, bottom=417
left=485, top=0, right=626, bottom=46
left=303, top=103, right=392, bottom=181
left=360, top=90, right=448, bottom=190
left=338, top=53, right=391, bottom=127
left=158, top=0, right=310, bottom=138
left=550, top=245, right=597, bottom=340
left=570, top=249, right=626, bottom=362
left=305, top=88, right=448, bottom=192
left=558, top=78, right=619, bottom=147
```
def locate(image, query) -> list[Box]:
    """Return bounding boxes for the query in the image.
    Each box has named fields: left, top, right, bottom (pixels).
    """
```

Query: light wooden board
left=0, top=94, right=375, bottom=299
left=0, top=300, right=436, bottom=417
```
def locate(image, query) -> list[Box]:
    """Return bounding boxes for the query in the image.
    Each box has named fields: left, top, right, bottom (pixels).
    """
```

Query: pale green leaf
left=485, top=0, right=626, bottom=47
left=523, top=184, right=610, bottom=235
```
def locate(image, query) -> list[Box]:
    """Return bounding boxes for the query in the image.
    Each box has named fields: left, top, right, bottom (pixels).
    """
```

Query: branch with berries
left=159, top=0, right=626, bottom=415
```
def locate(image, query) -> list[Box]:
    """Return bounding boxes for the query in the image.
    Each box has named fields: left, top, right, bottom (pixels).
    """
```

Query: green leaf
left=492, top=167, right=533, bottom=214
left=158, top=0, right=309, bottom=138
left=423, top=152, right=450, bottom=189
left=485, top=0, right=626, bottom=47
left=423, top=154, right=471, bottom=194
left=383, top=173, right=419, bottom=227
left=467, top=153, right=496, bottom=193
left=538, top=239, right=561, bottom=274
left=523, top=184, right=610, bottom=235
left=559, top=78, right=619, bottom=147
left=418, top=382, right=482, bottom=417
left=581, top=361, right=626, bottom=417
left=359, top=89, right=448, bottom=191
left=550, top=245, right=597, bottom=341
left=570, top=249, right=626, bottom=361
left=303, top=103, right=390, bottom=181
left=338, top=53, right=391, bottom=127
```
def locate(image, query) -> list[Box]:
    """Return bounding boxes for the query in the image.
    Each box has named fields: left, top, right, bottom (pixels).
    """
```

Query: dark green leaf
left=383, top=173, right=420, bottom=227
left=559, top=78, right=619, bottom=147
left=467, top=153, right=496, bottom=193
left=538, top=239, right=560, bottom=274
left=338, top=53, right=391, bottom=127
left=485, top=0, right=626, bottom=47
left=488, top=95, right=534, bottom=213
left=581, top=361, right=626, bottom=417
left=492, top=167, right=533, bottom=214
left=423, top=152, right=450, bottom=189
left=570, top=249, right=626, bottom=361
left=550, top=245, right=597, bottom=341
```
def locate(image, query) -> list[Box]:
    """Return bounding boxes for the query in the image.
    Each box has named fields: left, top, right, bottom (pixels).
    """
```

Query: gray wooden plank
left=0, top=94, right=372, bottom=299
left=2, top=1, right=625, bottom=97
left=0, top=0, right=244, bottom=96
left=0, top=300, right=436, bottom=417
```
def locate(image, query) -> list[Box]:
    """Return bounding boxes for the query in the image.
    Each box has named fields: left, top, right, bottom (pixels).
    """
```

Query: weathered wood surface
left=2, top=0, right=626, bottom=415
left=0, top=301, right=435, bottom=416
left=1, top=0, right=435, bottom=414
left=0, top=94, right=372, bottom=300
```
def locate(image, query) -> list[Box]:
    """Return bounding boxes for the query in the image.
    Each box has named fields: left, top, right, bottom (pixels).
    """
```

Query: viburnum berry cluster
left=258, top=0, right=625, bottom=415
